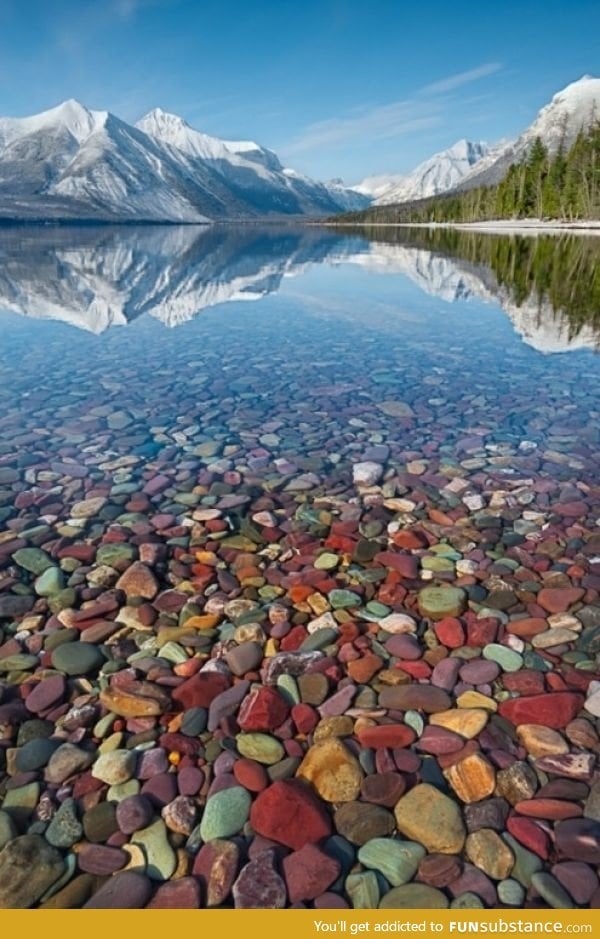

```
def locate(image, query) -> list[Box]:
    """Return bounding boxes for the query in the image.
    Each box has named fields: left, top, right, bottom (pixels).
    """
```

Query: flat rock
left=394, top=784, right=465, bottom=854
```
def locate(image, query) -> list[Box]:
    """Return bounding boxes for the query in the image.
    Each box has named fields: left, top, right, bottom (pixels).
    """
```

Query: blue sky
left=0, top=0, right=598, bottom=182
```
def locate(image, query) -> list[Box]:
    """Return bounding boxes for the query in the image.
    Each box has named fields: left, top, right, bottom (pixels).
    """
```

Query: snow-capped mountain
left=458, top=75, right=600, bottom=190
left=354, top=139, right=490, bottom=205
left=0, top=100, right=363, bottom=221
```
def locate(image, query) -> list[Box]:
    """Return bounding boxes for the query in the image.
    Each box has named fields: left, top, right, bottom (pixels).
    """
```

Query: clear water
left=0, top=225, right=598, bottom=492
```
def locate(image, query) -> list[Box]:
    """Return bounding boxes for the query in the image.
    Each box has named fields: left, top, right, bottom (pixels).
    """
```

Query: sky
left=0, top=0, right=599, bottom=182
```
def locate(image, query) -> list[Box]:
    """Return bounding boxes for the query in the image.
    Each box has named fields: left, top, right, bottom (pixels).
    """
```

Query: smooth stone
left=466, top=829, right=514, bottom=880
left=0, top=811, right=17, bottom=851
left=15, top=737, right=61, bottom=773
left=282, top=843, right=341, bottom=903
left=236, top=733, right=284, bottom=765
left=193, top=838, right=239, bottom=906
left=83, top=871, right=153, bottom=908
left=334, top=802, right=394, bottom=846
left=554, top=819, right=600, bottom=863
left=92, top=749, right=136, bottom=785
left=346, top=871, right=380, bottom=909
left=429, top=709, right=489, bottom=738
left=199, top=786, right=252, bottom=841
left=132, top=818, right=176, bottom=880
left=483, top=643, right=523, bottom=672
left=497, top=879, right=525, bottom=905
left=531, top=872, right=574, bottom=909
left=379, top=884, right=449, bottom=909
left=45, top=742, right=94, bottom=784
left=444, top=753, right=496, bottom=803
left=379, top=685, right=451, bottom=713
left=358, top=838, right=425, bottom=886
left=394, top=784, right=465, bottom=854
left=51, top=641, right=105, bottom=676
left=116, top=795, right=154, bottom=834
left=0, top=834, right=64, bottom=908
left=418, top=586, right=466, bottom=621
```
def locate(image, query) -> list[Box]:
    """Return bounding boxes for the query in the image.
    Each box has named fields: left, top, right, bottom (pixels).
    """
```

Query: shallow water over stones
left=0, top=225, right=599, bottom=909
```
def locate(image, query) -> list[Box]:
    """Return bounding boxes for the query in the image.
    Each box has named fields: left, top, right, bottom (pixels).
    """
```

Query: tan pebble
left=466, top=829, right=514, bottom=880
left=313, top=716, right=355, bottom=740
left=429, top=708, right=489, bottom=738
left=444, top=753, right=496, bottom=803
left=516, top=724, right=569, bottom=758
left=456, top=691, right=498, bottom=711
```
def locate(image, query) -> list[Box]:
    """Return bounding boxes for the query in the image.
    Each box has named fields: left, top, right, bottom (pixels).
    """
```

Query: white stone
left=352, top=461, right=383, bottom=486
left=378, top=613, right=417, bottom=634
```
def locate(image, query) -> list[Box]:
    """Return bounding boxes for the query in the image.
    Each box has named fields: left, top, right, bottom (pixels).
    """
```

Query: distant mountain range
left=0, top=77, right=598, bottom=222
left=351, top=75, right=600, bottom=208
left=353, top=139, right=493, bottom=204
left=0, top=226, right=596, bottom=353
left=0, top=100, right=368, bottom=221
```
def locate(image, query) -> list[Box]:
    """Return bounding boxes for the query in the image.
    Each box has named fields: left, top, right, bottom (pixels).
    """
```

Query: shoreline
left=325, top=219, right=600, bottom=236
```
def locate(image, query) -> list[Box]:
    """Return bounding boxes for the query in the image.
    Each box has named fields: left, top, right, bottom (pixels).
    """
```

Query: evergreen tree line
left=337, top=122, right=600, bottom=224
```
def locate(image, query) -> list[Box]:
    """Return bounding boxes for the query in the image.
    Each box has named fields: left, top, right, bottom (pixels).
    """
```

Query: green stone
left=51, top=642, right=105, bottom=676
left=358, top=838, right=425, bottom=886
left=315, top=552, right=339, bottom=571
left=96, top=543, right=137, bottom=567
left=380, top=884, right=449, bottom=909
left=502, top=833, right=543, bottom=887
left=421, top=556, right=455, bottom=572
left=132, top=819, right=176, bottom=880
left=531, top=873, right=574, bottom=909
left=199, top=786, right=251, bottom=841
left=0, top=810, right=17, bottom=850
left=483, top=643, right=523, bottom=672
left=328, top=589, right=361, bottom=609
left=0, top=654, right=38, bottom=672
left=345, top=871, right=380, bottom=909
left=276, top=674, right=300, bottom=705
left=300, top=628, right=338, bottom=652
left=236, top=733, right=284, bottom=765
left=418, top=586, right=466, bottom=620
left=2, top=782, right=40, bottom=821
left=451, top=892, right=485, bottom=909
left=498, top=879, right=525, bottom=906
left=12, top=547, right=53, bottom=575
left=34, top=567, right=65, bottom=596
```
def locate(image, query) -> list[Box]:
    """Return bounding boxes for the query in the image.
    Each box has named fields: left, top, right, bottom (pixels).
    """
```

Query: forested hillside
left=337, top=123, right=600, bottom=223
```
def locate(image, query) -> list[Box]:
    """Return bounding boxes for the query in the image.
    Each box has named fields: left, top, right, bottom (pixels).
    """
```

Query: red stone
left=171, top=671, right=231, bottom=710
left=357, top=724, right=416, bottom=750
left=291, top=703, right=319, bottom=735
left=465, top=615, right=498, bottom=647
left=506, top=816, right=550, bottom=858
left=506, top=618, right=548, bottom=638
left=237, top=686, right=290, bottom=732
left=434, top=617, right=465, bottom=649
left=537, top=588, right=585, bottom=614
left=233, top=758, right=269, bottom=792
left=514, top=799, right=582, bottom=820
left=146, top=877, right=201, bottom=909
left=250, top=780, right=331, bottom=850
left=374, top=552, right=418, bottom=579
left=502, top=670, right=546, bottom=696
left=498, top=693, right=583, bottom=729
left=282, top=843, right=341, bottom=903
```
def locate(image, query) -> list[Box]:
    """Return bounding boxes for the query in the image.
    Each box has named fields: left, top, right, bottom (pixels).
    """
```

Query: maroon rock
left=77, top=844, right=127, bottom=875
left=141, top=772, right=178, bottom=807
left=25, top=675, right=66, bottom=714
left=84, top=871, right=153, bottom=908
left=379, top=685, right=451, bottom=713
left=232, top=851, right=287, bottom=909
left=146, top=877, right=201, bottom=908
left=537, top=588, right=585, bottom=614
left=282, top=843, right=341, bottom=903
left=172, top=671, right=231, bottom=710
left=115, top=795, right=154, bottom=834
left=360, top=772, right=406, bottom=807
left=193, top=839, right=240, bottom=907
left=417, top=725, right=464, bottom=755
left=459, top=660, right=500, bottom=685
left=177, top=766, right=204, bottom=796
left=233, top=758, right=269, bottom=792
left=552, top=862, right=598, bottom=905
left=418, top=853, right=463, bottom=888
left=555, top=819, right=600, bottom=863
left=250, top=780, right=331, bottom=850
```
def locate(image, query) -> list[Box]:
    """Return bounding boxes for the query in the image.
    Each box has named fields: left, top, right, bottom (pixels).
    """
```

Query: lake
left=0, top=224, right=599, bottom=910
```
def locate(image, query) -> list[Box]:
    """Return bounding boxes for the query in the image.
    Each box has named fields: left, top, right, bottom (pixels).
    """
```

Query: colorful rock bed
left=0, top=275, right=599, bottom=910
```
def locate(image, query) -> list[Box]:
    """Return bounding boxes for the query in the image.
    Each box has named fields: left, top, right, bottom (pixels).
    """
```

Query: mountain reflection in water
left=0, top=224, right=598, bottom=353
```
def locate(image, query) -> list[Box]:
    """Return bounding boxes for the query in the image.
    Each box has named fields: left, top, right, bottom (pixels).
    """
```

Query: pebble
left=199, top=786, right=252, bottom=842
left=296, top=738, right=363, bottom=802
left=394, top=784, right=466, bottom=854
left=358, top=837, right=425, bottom=886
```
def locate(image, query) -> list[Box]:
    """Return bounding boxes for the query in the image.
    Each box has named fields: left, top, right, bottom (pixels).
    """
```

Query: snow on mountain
left=0, top=100, right=360, bottom=221
left=459, top=75, right=600, bottom=190
left=354, top=139, right=489, bottom=205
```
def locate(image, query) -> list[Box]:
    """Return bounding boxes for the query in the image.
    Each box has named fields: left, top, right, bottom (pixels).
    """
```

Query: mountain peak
left=138, top=107, right=191, bottom=133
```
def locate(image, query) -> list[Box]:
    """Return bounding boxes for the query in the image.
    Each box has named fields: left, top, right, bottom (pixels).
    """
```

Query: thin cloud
left=419, top=62, right=502, bottom=95
left=282, top=62, right=503, bottom=157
